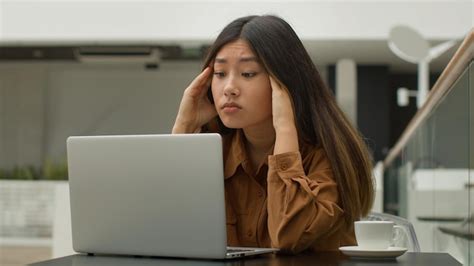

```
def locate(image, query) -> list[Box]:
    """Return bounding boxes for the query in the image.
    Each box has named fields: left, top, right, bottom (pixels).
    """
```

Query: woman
left=172, top=15, right=374, bottom=254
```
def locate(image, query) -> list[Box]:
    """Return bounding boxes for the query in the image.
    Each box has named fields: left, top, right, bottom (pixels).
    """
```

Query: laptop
left=67, top=133, right=278, bottom=259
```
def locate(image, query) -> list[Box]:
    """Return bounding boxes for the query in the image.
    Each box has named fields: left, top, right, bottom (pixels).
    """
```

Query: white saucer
left=339, top=246, right=408, bottom=259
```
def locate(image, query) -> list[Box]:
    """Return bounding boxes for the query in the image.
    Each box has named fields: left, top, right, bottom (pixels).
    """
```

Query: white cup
left=354, top=221, right=403, bottom=250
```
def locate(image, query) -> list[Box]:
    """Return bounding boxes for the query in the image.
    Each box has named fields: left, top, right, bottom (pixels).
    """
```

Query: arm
left=171, top=66, right=217, bottom=134
left=268, top=76, right=344, bottom=253
left=267, top=148, right=344, bottom=253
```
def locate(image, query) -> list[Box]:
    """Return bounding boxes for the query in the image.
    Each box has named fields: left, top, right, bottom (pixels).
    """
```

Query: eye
left=242, top=72, right=257, bottom=78
left=213, top=71, right=225, bottom=78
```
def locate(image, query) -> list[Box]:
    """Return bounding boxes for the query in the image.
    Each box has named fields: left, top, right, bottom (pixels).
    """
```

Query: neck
left=242, top=118, right=276, bottom=155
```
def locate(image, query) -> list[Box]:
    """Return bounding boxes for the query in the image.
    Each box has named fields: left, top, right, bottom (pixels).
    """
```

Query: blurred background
left=0, top=0, right=472, bottom=265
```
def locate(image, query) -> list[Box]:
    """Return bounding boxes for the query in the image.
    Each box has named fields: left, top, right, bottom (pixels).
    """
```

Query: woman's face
left=211, top=39, right=273, bottom=130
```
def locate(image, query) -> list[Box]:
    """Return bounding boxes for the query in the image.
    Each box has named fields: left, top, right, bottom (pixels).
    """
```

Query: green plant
left=0, top=160, right=68, bottom=180
left=42, top=160, right=68, bottom=180
left=11, top=166, right=33, bottom=180
left=0, top=168, right=7, bottom=179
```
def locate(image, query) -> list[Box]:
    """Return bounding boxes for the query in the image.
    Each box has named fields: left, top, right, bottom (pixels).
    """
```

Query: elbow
left=273, top=242, right=306, bottom=255
left=271, top=233, right=308, bottom=254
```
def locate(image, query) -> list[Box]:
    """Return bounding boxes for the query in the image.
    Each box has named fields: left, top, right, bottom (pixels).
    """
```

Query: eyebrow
left=214, top=56, right=259, bottom=64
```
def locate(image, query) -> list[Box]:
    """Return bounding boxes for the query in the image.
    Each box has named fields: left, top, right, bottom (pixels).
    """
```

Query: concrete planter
left=0, top=180, right=67, bottom=240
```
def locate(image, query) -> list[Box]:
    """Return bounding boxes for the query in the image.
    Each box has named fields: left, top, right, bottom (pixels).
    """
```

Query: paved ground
left=0, top=246, right=51, bottom=266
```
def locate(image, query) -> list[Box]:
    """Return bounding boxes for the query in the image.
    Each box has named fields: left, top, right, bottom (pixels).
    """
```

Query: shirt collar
left=223, top=129, right=272, bottom=179
left=224, top=130, right=245, bottom=179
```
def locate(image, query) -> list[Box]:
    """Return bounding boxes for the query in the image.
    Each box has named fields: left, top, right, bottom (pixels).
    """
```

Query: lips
left=221, top=102, right=242, bottom=109
left=221, top=102, right=242, bottom=114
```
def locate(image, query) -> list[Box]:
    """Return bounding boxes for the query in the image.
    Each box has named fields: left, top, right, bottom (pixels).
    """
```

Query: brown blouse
left=222, top=129, right=356, bottom=253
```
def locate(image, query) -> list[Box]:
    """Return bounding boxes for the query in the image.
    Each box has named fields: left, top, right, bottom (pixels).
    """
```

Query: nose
left=223, top=76, right=240, bottom=97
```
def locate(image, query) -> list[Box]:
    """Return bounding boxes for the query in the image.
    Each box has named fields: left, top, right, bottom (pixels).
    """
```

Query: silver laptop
left=67, top=133, right=278, bottom=259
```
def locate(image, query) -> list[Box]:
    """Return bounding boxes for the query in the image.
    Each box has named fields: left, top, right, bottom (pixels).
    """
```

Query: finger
left=189, top=67, right=212, bottom=90
left=197, top=62, right=216, bottom=97
left=204, top=64, right=214, bottom=89
left=186, top=67, right=212, bottom=97
left=269, top=76, right=282, bottom=91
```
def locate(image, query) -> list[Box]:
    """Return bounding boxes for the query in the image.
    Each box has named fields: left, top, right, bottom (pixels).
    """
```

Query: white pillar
left=0, top=76, right=4, bottom=169
left=417, top=60, right=429, bottom=108
left=336, top=59, right=357, bottom=126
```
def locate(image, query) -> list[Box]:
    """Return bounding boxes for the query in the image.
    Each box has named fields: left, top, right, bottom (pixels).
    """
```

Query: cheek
left=258, top=80, right=273, bottom=106
left=262, top=86, right=273, bottom=114
left=262, top=91, right=273, bottom=113
left=211, top=80, right=220, bottom=102
left=249, top=84, right=272, bottom=114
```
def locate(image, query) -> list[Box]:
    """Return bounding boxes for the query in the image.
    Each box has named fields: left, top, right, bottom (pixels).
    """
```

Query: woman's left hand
left=270, top=76, right=299, bottom=154
left=270, top=76, right=296, bottom=133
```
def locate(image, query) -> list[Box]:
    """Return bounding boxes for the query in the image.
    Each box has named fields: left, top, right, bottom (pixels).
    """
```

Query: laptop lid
left=67, top=133, right=228, bottom=259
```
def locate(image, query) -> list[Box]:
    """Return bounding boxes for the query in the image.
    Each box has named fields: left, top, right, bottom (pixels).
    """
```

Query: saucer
left=339, top=246, right=408, bottom=259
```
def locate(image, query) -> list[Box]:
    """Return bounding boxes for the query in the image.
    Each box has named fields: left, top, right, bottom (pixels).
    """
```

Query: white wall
left=0, top=61, right=201, bottom=167
left=0, top=59, right=328, bottom=168
left=0, top=1, right=471, bottom=43
left=0, top=66, right=47, bottom=169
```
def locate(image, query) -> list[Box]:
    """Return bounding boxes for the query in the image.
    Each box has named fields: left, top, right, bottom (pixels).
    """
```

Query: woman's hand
left=270, top=76, right=299, bottom=154
left=172, top=67, right=218, bottom=133
left=270, top=76, right=297, bottom=132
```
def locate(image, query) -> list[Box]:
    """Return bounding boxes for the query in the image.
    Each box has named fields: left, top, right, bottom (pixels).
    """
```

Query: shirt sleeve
left=266, top=150, right=344, bottom=253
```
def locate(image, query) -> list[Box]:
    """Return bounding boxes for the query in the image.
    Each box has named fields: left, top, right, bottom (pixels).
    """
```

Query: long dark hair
left=202, top=15, right=374, bottom=225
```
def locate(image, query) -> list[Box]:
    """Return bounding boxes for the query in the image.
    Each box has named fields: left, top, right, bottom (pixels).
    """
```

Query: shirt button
left=281, top=163, right=288, bottom=170
left=257, top=191, right=263, bottom=198
left=247, top=230, right=253, bottom=237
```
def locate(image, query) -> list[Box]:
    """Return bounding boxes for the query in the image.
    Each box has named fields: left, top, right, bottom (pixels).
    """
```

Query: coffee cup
left=354, top=221, right=403, bottom=250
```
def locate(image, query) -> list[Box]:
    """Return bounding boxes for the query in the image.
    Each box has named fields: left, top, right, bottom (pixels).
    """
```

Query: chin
left=219, top=117, right=245, bottom=129
left=220, top=121, right=244, bottom=129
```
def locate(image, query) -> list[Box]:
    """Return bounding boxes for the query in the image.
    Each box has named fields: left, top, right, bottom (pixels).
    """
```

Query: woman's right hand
left=172, top=67, right=218, bottom=133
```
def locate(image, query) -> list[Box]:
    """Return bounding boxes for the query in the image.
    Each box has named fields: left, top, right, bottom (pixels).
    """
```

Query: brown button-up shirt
left=222, top=129, right=356, bottom=253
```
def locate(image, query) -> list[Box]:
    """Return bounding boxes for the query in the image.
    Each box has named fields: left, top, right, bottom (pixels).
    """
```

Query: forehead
left=215, top=39, right=256, bottom=58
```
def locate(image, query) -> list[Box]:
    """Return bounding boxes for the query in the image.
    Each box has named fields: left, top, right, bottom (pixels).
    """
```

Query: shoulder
left=300, top=142, right=333, bottom=173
